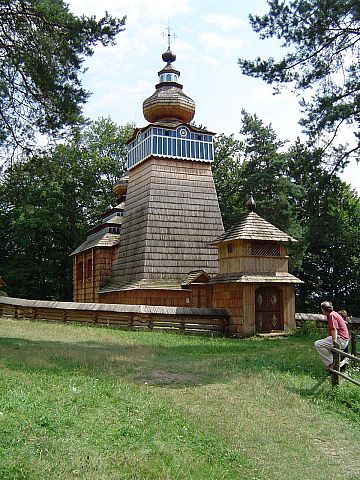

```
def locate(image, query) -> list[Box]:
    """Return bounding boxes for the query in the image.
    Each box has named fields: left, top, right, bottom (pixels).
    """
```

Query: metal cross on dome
left=162, top=25, right=177, bottom=49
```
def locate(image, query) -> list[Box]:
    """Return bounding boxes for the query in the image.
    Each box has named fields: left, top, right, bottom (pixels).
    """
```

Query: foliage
left=239, top=0, right=360, bottom=166
left=212, top=133, right=244, bottom=229
left=296, top=180, right=360, bottom=314
left=0, top=118, right=132, bottom=300
left=0, top=319, right=359, bottom=479
left=294, top=319, right=327, bottom=336
left=0, top=0, right=125, bottom=157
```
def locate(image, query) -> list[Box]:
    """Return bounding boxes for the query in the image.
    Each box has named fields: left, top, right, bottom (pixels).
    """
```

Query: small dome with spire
left=143, top=47, right=195, bottom=124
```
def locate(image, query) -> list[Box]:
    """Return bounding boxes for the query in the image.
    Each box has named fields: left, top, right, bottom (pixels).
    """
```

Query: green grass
left=0, top=317, right=359, bottom=480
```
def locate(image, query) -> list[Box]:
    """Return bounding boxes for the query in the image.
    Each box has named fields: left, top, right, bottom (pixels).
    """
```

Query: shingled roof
left=211, top=211, right=298, bottom=244
left=209, top=272, right=303, bottom=284
left=70, top=233, right=120, bottom=256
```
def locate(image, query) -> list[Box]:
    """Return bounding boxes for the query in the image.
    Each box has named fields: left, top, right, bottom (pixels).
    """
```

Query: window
left=251, top=241, right=280, bottom=256
left=87, top=258, right=93, bottom=279
left=77, top=261, right=83, bottom=283
left=227, top=243, right=233, bottom=254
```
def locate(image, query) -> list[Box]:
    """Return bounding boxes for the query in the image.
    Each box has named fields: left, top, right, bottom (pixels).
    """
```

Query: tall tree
left=238, top=0, right=360, bottom=170
left=212, top=133, right=244, bottom=229
left=0, top=118, right=132, bottom=300
left=0, top=0, right=125, bottom=157
left=239, top=111, right=302, bottom=237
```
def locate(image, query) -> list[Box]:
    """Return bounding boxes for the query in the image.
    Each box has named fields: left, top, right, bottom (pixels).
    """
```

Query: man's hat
left=321, top=301, right=333, bottom=312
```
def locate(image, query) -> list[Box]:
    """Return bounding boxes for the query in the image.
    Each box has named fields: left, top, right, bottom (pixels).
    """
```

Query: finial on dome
left=163, top=25, right=177, bottom=50
left=246, top=193, right=256, bottom=211
left=162, top=25, right=177, bottom=64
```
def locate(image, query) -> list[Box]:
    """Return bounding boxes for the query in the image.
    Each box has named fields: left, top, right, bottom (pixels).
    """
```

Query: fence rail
left=0, top=296, right=231, bottom=336
left=328, top=345, right=360, bottom=387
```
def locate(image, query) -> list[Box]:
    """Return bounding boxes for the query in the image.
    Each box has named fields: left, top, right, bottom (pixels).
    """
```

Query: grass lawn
left=0, top=317, right=359, bottom=480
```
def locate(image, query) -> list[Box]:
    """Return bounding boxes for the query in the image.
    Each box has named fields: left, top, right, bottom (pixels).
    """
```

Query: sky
left=66, top=0, right=359, bottom=193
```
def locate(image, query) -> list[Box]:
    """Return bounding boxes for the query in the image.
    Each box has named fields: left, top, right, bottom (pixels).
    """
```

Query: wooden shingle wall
left=104, top=157, right=224, bottom=287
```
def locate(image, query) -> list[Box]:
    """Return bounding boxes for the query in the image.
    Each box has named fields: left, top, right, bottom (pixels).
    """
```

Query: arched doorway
left=255, top=286, right=283, bottom=333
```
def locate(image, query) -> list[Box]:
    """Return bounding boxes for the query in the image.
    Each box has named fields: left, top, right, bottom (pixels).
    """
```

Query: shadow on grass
left=0, top=332, right=324, bottom=388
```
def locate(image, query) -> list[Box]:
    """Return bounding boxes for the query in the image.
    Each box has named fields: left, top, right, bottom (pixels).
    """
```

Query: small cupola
left=157, top=48, right=181, bottom=86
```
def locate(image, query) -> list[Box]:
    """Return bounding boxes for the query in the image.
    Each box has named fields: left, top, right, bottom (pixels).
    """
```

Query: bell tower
left=99, top=42, right=224, bottom=305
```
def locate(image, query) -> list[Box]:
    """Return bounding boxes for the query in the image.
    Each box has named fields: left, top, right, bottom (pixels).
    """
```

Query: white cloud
left=204, top=13, right=244, bottom=31
left=199, top=32, right=245, bottom=57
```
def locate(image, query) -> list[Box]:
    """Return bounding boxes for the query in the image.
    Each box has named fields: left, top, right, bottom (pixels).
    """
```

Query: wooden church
left=71, top=43, right=302, bottom=336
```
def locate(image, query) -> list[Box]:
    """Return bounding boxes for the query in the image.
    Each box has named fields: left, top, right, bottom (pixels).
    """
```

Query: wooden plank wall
left=0, top=297, right=230, bottom=336
left=100, top=289, right=191, bottom=307
left=218, top=240, right=289, bottom=274
left=100, top=285, right=213, bottom=309
left=73, top=247, right=119, bottom=303
left=212, top=283, right=245, bottom=336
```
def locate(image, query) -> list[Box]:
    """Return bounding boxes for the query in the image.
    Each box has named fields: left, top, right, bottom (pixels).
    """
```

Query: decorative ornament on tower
left=245, top=193, right=256, bottom=211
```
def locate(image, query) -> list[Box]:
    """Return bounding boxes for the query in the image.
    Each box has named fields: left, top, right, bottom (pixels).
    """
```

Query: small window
left=227, top=243, right=233, bottom=254
left=87, top=258, right=93, bottom=279
left=166, top=74, right=171, bottom=81
left=251, top=241, right=280, bottom=256
left=77, top=261, right=83, bottom=283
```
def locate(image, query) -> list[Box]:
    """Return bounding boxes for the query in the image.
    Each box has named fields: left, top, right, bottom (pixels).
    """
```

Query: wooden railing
left=0, top=296, right=231, bottom=336
left=328, top=345, right=360, bottom=387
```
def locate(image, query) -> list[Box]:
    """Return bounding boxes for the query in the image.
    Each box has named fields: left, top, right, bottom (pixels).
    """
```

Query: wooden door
left=255, top=287, right=283, bottom=332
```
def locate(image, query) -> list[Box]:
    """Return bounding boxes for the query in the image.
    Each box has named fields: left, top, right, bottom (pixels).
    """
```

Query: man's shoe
left=340, top=358, right=349, bottom=372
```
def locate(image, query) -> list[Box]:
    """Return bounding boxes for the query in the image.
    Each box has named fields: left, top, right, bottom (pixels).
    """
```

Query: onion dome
left=143, top=47, right=195, bottom=124
left=246, top=193, right=256, bottom=211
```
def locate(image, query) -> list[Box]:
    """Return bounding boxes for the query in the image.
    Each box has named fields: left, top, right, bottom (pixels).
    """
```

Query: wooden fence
left=0, top=296, right=231, bottom=336
left=328, top=345, right=360, bottom=387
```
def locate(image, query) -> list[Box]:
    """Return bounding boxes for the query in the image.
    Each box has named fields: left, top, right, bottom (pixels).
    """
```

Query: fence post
left=351, top=329, right=357, bottom=357
left=332, top=342, right=340, bottom=387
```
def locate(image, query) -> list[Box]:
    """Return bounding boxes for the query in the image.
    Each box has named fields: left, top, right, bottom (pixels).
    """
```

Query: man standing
left=315, top=301, right=349, bottom=371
